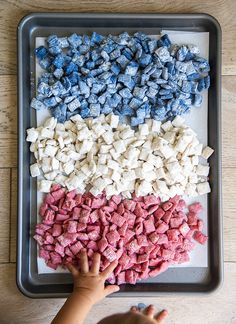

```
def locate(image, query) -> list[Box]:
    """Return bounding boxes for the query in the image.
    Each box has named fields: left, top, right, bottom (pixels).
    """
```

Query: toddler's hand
left=67, top=249, right=120, bottom=306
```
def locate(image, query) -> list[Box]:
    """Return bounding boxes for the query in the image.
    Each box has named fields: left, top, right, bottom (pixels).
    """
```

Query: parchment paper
left=35, top=30, right=209, bottom=274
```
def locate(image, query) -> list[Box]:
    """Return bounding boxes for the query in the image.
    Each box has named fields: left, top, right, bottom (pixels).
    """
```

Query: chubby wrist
left=71, top=288, right=95, bottom=307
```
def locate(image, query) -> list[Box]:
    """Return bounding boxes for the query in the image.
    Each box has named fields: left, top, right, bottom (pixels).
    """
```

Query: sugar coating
left=26, top=114, right=213, bottom=199
left=32, top=32, right=210, bottom=125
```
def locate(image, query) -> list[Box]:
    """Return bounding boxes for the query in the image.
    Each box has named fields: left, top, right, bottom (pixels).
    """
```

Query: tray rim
left=17, top=12, right=223, bottom=298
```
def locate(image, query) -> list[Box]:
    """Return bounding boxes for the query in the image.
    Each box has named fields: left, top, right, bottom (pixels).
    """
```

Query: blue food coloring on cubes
left=32, top=31, right=211, bottom=124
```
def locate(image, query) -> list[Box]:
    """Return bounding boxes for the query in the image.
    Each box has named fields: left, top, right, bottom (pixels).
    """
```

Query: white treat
left=26, top=128, right=39, bottom=142
left=30, top=163, right=41, bottom=177
left=202, top=146, right=214, bottom=159
left=197, top=181, right=211, bottom=195
left=38, top=180, right=52, bottom=193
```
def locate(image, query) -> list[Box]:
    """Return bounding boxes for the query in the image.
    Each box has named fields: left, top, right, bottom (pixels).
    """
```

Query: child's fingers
left=79, top=249, right=89, bottom=273
left=144, top=304, right=155, bottom=319
left=155, top=310, right=168, bottom=324
left=66, top=263, right=79, bottom=276
left=100, top=260, right=118, bottom=279
left=91, top=252, right=101, bottom=274
left=130, top=306, right=138, bottom=313
left=104, top=284, right=120, bottom=297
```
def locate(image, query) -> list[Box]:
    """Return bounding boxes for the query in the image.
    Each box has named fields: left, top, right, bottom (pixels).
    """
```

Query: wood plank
left=0, top=75, right=17, bottom=167
left=222, top=76, right=236, bottom=168
left=0, top=0, right=235, bottom=75
left=223, top=168, right=236, bottom=262
left=10, top=168, right=17, bottom=262
left=0, top=262, right=235, bottom=323
left=0, top=169, right=10, bottom=263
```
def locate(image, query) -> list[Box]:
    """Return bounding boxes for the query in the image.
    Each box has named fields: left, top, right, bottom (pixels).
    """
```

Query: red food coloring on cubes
left=35, top=188, right=208, bottom=285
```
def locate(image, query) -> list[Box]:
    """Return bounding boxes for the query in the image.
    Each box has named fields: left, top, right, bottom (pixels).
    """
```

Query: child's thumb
left=104, top=285, right=120, bottom=297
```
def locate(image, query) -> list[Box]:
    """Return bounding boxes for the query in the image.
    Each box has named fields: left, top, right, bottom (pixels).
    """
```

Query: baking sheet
left=35, top=31, right=209, bottom=274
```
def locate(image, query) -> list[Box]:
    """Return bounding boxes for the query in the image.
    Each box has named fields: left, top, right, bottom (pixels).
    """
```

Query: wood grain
left=0, top=262, right=235, bottom=323
left=10, top=168, right=17, bottom=263
left=0, top=169, right=10, bottom=263
left=0, top=75, right=17, bottom=167
left=0, top=0, right=235, bottom=75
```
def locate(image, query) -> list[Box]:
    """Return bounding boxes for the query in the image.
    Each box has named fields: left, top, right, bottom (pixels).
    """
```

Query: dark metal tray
left=17, top=13, right=223, bottom=298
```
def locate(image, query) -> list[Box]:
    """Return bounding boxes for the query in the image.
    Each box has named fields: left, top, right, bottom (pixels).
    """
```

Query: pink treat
left=111, top=212, right=126, bottom=227
left=67, top=221, right=78, bottom=234
left=188, top=202, right=203, bottom=214
left=97, top=238, right=108, bottom=252
left=106, top=230, right=120, bottom=245
left=193, top=231, right=208, bottom=245
left=179, top=222, right=190, bottom=237
left=103, top=246, right=117, bottom=262
left=143, top=219, right=155, bottom=234
left=156, top=222, right=169, bottom=234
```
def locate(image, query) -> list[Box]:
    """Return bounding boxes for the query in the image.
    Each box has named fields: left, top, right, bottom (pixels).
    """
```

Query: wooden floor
left=0, top=1, right=235, bottom=323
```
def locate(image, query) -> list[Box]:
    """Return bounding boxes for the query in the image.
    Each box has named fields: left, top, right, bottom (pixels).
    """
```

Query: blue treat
left=190, top=81, right=198, bottom=94
left=155, top=78, right=167, bottom=85
left=88, top=94, right=98, bottom=104
left=140, top=74, right=149, bottom=86
left=197, top=78, right=205, bottom=92
left=103, top=42, right=116, bottom=54
left=98, top=93, right=109, bottom=105
left=80, top=107, right=90, bottom=118
left=129, top=97, right=142, bottom=109
left=147, top=39, right=157, bottom=53
left=50, top=81, right=65, bottom=97
left=91, top=32, right=104, bottom=44
left=204, top=75, right=210, bottom=89
left=116, top=55, right=130, bottom=69
left=147, top=66, right=158, bottom=77
left=118, top=74, right=131, bottom=86
left=181, top=81, right=192, bottom=93
left=101, top=105, right=113, bottom=114
left=53, top=68, right=64, bottom=79
left=35, top=46, right=48, bottom=60
left=107, top=86, right=117, bottom=95
left=122, top=48, right=133, bottom=61
left=43, top=97, right=58, bottom=107
left=143, top=63, right=154, bottom=74
left=65, top=62, right=78, bottom=75
left=39, top=58, right=51, bottom=70
left=176, top=45, right=188, bottom=61
left=162, top=67, right=168, bottom=80
left=134, top=32, right=147, bottom=41
left=83, top=35, right=91, bottom=46
left=110, top=63, right=120, bottom=75
left=153, top=55, right=164, bottom=68
left=68, top=33, right=83, bottom=48
left=139, top=53, right=152, bottom=67
left=30, top=98, right=46, bottom=110
left=79, top=44, right=90, bottom=54
left=91, top=50, right=100, bottom=62
left=80, top=99, right=89, bottom=110
left=68, top=71, right=80, bottom=86
left=47, top=35, right=59, bottom=47
left=161, top=84, right=172, bottom=90
left=147, top=81, right=159, bottom=89
left=100, top=72, right=113, bottom=82
left=131, top=116, right=144, bottom=127
left=61, top=77, right=72, bottom=93
left=48, top=46, right=62, bottom=55
left=110, top=49, right=121, bottom=60
left=58, top=37, right=69, bottom=48
left=141, top=39, right=149, bottom=53
left=155, top=47, right=171, bottom=63
left=108, top=93, right=122, bottom=108
left=119, top=88, right=132, bottom=99
left=91, top=82, right=105, bottom=94
left=70, top=85, right=80, bottom=95
left=187, top=72, right=201, bottom=81
left=153, top=107, right=166, bottom=120
left=81, top=67, right=91, bottom=75
left=68, top=98, right=81, bottom=112
left=159, top=89, right=171, bottom=96
left=101, top=50, right=110, bottom=62
left=160, top=94, right=173, bottom=100
left=136, top=107, right=146, bottom=119
left=52, top=54, right=65, bottom=68
left=166, top=62, right=175, bottom=75
left=64, top=95, right=76, bottom=104
left=37, top=82, right=51, bottom=97
left=160, top=34, right=171, bottom=48
left=86, top=77, right=94, bottom=87
left=146, top=86, right=158, bottom=98
left=175, top=61, right=188, bottom=73
left=73, top=54, right=85, bottom=67
left=51, top=105, right=62, bottom=119
left=197, top=59, right=210, bottom=74
left=120, top=105, right=134, bottom=116
left=125, top=61, right=139, bottom=76
left=90, top=103, right=101, bottom=117
left=133, top=86, right=147, bottom=100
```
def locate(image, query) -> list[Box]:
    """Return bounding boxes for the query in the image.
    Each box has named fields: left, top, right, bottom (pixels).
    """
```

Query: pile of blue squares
left=31, top=32, right=210, bottom=125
